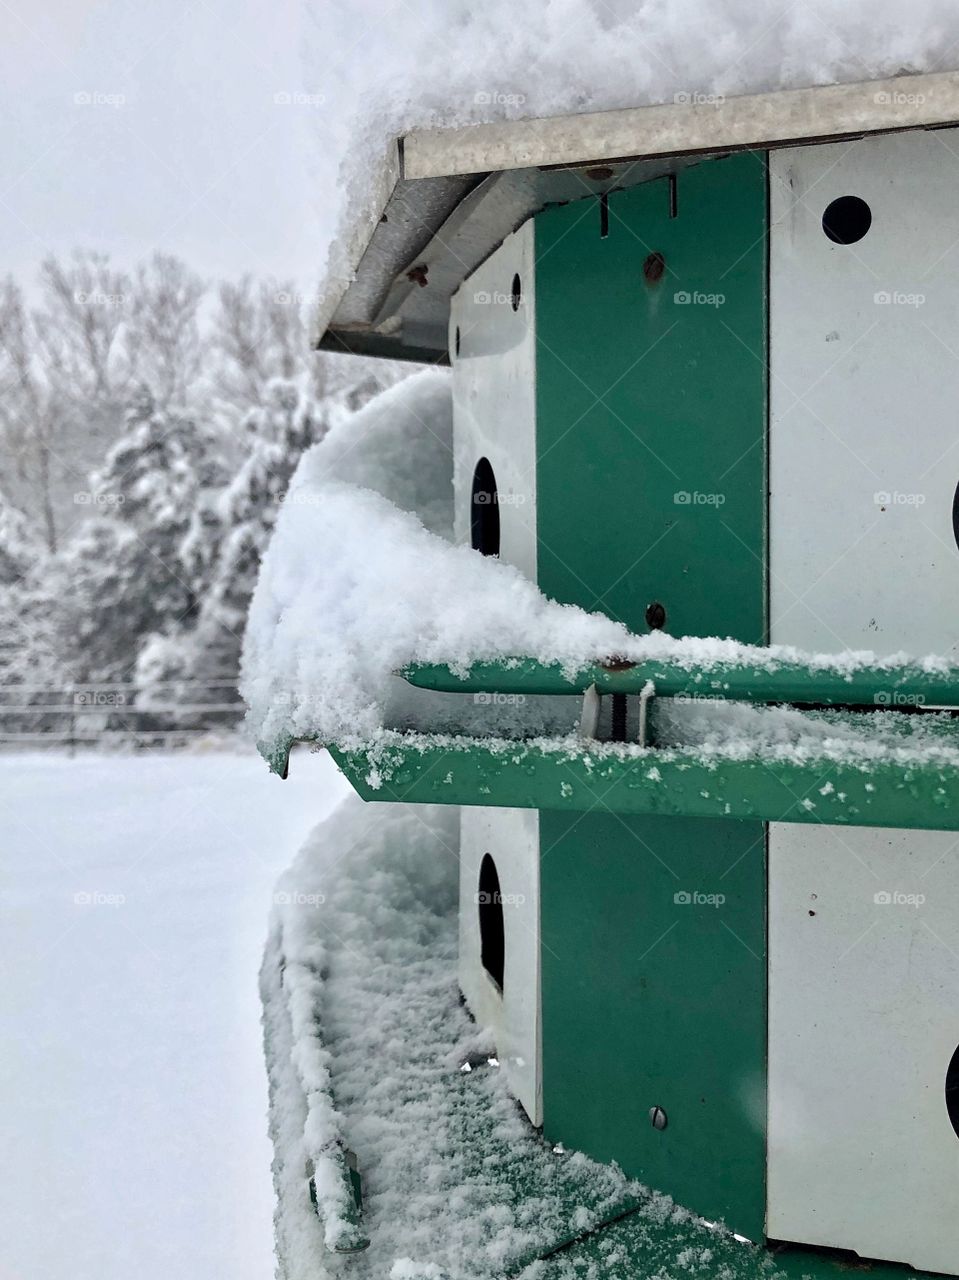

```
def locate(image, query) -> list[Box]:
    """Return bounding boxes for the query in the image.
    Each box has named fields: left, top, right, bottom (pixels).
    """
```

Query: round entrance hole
left=822, top=195, right=872, bottom=244
left=478, top=853, right=505, bottom=992
left=470, top=457, right=500, bottom=557
left=946, top=1043, right=959, bottom=1138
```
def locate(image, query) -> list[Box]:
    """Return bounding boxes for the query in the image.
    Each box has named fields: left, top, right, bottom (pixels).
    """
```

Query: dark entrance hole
left=471, top=457, right=500, bottom=556
left=946, top=1043, right=959, bottom=1138
left=478, top=853, right=505, bottom=992
left=822, top=195, right=872, bottom=245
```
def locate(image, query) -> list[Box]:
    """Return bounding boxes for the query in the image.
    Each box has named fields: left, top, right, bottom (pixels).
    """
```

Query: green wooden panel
left=540, top=810, right=767, bottom=1239
left=531, top=154, right=769, bottom=1238
left=536, top=1210, right=945, bottom=1280
left=534, top=152, right=768, bottom=642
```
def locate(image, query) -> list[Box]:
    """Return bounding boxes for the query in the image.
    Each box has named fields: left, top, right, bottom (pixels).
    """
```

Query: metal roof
left=315, top=69, right=959, bottom=365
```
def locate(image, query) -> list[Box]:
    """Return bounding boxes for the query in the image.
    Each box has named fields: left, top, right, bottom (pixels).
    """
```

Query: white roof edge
left=310, top=139, right=401, bottom=349
left=403, top=70, right=959, bottom=181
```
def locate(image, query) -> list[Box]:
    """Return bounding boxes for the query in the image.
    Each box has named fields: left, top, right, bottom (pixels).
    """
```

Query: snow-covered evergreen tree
left=137, top=379, right=326, bottom=717
left=59, top=389, right=220, bottom=684
left=207, top=379, right=323, bottom=639
left=0, top=488, right=65, bottom=742
left=0, top=490, right=39, bottom=586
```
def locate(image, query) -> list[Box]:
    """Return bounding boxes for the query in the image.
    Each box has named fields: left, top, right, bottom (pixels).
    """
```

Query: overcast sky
left=7, top=0, right=959, bottom=301
left=0, top=0, right=329, bottom=290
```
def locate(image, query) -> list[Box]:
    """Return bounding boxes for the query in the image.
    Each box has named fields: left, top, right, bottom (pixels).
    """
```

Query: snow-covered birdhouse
left=256, top=71, right=959, bottom=1278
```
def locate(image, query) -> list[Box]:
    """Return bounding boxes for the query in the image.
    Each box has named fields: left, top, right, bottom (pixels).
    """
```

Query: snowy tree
left=209, top=379, right=324, bottom=633
left=58, top=389, right=219, bottom=684
left=0, top=248, right=416, bottom=734
left=137, top=379, right=327, bottom=718
left=0, top=487, right=64, bottom=743
left=0, top=490, right=39, bottom=586
left=209, top=277, right=318, bottom=415
left=124, top=253, right=207, bottom=411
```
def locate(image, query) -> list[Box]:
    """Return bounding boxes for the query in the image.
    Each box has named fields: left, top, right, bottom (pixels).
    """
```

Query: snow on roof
left=314, top=17, right=959, bottom=364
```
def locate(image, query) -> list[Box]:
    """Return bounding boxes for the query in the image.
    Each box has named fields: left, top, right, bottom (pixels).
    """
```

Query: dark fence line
left=0, top=677, right=245, bottom=752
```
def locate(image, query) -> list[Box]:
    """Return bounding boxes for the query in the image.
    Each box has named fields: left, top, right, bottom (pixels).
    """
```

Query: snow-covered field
left=0, top=748, right=349, bottom=1280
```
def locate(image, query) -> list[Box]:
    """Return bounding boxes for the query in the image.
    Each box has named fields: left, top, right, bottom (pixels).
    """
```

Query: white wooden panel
left=451, top=223, right=542, bottom=1126
left=458, top=806, right=541, bottom=1125
left=450, top=219, right=537, bottom=579
left=767, top=824, right=959, bottom=1273
left=769, top=130, right=959, bottom=656
left=769, top=132, right=959, bottom=1271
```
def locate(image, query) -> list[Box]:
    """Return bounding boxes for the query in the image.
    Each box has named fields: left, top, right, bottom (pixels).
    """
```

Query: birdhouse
left=276, top=70, right=959, bottom=1276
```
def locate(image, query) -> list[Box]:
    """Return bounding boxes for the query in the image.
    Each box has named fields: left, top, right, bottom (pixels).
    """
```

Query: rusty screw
left=645, top=601, right=667, bottom=630
left=643, top=251, right=666, bottom=284
left=649, top=1106, right=668, bottom=1131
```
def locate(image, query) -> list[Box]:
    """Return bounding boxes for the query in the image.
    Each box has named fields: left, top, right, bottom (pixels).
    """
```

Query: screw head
left=645, top=601, right=667, bottom=630
left=649, top=1105, right=668, bottom=1130
left=643, top=251, right=666, bottom=284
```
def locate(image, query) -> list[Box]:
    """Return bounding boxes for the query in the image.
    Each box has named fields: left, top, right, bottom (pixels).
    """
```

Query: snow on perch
left=241, top=372, right=959, bottom=764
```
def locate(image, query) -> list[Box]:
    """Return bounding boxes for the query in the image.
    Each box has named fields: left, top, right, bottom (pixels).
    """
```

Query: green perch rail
left=401, top=655, right=959, bottom=706
left=262, top=653, right=959, bottom=832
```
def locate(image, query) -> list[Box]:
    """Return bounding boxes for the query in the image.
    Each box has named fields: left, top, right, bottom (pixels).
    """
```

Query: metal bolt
left=649, top=1105, right=668, bottom=1130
